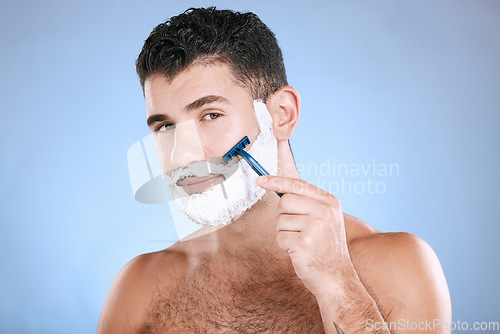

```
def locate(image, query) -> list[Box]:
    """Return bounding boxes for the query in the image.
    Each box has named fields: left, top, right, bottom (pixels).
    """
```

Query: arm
left=97, top=254, right=153, bottom=334
left=316, top=233, right=452, bottom=334
left=256, top=173, right=451, bottom=334
left=316, top=270, right=390, bottom=333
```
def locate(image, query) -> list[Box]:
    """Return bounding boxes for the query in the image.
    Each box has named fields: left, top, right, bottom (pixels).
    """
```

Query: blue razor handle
left=238, top=150, right=269, bottom=176
left=238, top=150, right=283, bottom=197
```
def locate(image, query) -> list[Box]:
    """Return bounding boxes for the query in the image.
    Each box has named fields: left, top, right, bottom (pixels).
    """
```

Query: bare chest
left=138, top=263, right=325, bottom=333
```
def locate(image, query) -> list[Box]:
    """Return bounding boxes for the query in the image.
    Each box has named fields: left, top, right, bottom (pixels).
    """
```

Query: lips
left=176, top=174, right=225, bottom=194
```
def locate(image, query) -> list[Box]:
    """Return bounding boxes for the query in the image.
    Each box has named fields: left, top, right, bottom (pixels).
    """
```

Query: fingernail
left=258, top=176, right=268, bottom=183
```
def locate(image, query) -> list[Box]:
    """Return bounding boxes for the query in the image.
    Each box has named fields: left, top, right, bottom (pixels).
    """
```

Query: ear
left=266, top=86, right=301, bottom=141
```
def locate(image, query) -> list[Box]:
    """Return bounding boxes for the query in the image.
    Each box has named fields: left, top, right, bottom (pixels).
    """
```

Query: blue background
left=1, top=0, right=499, bottom=332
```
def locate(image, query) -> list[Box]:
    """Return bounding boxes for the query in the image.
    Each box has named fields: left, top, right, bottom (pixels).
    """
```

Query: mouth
left=176, top=174, right=225, bottom=195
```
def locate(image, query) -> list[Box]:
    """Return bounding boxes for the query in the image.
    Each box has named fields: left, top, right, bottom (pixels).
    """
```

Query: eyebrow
left=147, top=95, right=230, bottom=128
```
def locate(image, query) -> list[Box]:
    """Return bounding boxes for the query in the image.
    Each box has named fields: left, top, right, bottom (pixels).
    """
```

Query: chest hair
left=139, top=251, right=326, bottom=333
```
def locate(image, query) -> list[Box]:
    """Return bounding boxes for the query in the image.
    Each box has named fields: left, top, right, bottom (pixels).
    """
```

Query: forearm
left=316, top=271, right=392, bottom=334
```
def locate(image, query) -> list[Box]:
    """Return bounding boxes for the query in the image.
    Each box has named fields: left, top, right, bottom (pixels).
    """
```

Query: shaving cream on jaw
left=162, top=100, right=278, bottom=226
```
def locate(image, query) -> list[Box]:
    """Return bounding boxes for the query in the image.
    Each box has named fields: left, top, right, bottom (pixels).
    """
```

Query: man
left=98, top=7, right=451, bottom=333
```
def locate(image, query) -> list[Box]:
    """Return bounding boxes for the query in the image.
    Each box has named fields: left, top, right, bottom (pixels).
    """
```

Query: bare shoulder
left=97, top=246, right=188, bottom=334
left=343, top=212, right=381, bottom=240
left=344, top=214, right=451, bottom=320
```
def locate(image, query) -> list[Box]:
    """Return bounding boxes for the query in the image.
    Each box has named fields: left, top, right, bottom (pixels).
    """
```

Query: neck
left=209, top=190, right=288, bottom=261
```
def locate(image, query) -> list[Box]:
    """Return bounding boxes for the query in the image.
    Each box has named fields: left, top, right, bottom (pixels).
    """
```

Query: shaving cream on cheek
left=163, top=100, right=278, bottom=226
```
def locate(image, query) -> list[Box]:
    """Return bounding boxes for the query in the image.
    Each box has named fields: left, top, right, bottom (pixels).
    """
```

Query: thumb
left=276, top=139, right=300, bottom=179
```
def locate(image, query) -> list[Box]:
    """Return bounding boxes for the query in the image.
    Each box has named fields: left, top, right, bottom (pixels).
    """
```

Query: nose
left=168, top=119, right=205, bottom=171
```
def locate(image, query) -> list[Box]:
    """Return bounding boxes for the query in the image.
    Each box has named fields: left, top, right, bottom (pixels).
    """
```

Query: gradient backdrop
left=1, top=0, right=499, bottom=332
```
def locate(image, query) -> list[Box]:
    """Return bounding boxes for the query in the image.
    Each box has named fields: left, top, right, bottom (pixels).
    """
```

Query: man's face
left=145, top=63, right=261, bottom=195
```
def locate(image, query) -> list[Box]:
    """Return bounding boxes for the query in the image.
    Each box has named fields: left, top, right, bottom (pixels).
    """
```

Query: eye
left=201, top=113, right=223, bottom=121
left=156, top=123, right=175, bottom=132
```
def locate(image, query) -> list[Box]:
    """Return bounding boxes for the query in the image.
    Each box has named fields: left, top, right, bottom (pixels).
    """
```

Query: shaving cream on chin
left=169, top=100, right=278, bottom=227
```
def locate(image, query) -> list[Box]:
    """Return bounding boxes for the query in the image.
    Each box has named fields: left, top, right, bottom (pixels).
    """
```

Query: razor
left=223, top=136, right=283, bottom=197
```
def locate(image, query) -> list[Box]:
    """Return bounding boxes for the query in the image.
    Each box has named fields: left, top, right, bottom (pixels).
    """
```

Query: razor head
left=223, top=136, right=250, bottom=164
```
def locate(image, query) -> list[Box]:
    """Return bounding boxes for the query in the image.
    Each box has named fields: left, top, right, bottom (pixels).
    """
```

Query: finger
left=276, top=214, right=308, bottom=232
left=276, top=193, right=317, bottom=216
left=258, top=175, right=334, bottom=202
left=275, top=230, right=301, bottom=253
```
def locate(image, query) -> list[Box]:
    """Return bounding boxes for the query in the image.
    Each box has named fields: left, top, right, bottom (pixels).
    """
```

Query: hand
left=256, top=140, right=355, bottom=297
